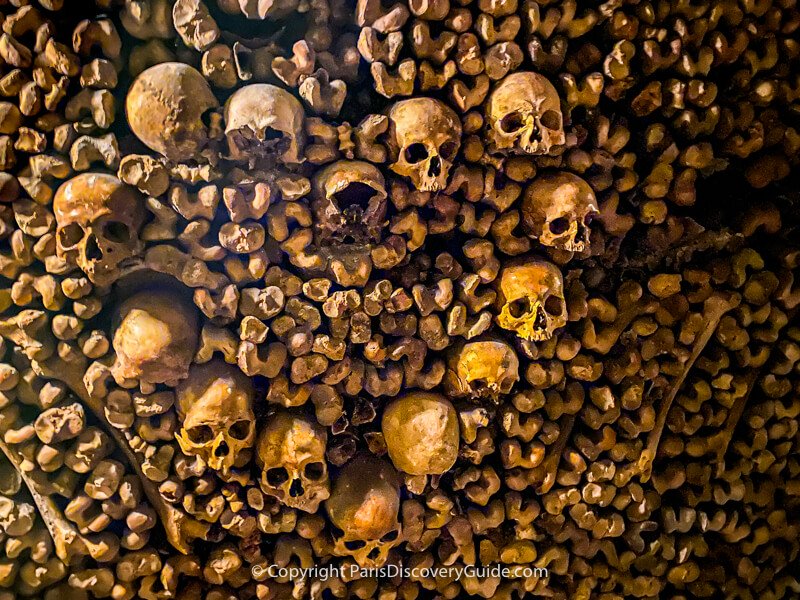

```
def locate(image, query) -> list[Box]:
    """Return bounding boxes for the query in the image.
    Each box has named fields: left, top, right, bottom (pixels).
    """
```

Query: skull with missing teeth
left=486, top=72, right=565, bottom=155
left=326, top=454, right=402, bottom=568
left=54, top=173, right=146, bottom=287
left=256, top=410, right=330, bottom=513
left=386, top=97, right=461, bottom=192
left=111, top=290, right=199, bottom=387
left=495, top=259, right=567, bottom=342
left=446, top=338, right=520, bottom=400
left=312, top=160, right=387, bottom=247
left=224, top=83, right=305, bottom=165
left=522, top=172, right=598, bottom=252
left=175, top=361, right=255, bottom=476
left=126, top=62, right=219, bottom=163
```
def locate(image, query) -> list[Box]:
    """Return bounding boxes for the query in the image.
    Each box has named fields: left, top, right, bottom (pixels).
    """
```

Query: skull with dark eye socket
left=311, top=160, right=387, bottom=247
left=54, top=173, right=147, bottom=287
left=175, top=360, right=255, bottom=477
left=256, top=409, right=330, bottom=513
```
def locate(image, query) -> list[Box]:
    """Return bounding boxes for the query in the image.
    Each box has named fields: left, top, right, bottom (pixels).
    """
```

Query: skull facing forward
left=326, top=454, right=402, bottom=568
left=256, top=410, right=330, bottom=513
left=386, top=97, right=461, bottom=192
left=54, top=173, right=147, bottom=287
left=495, top=259, right=567, bottom=342
left=175, top=361, right=255, bottom=476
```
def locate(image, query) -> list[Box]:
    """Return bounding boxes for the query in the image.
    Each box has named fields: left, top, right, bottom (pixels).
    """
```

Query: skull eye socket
left=59, top=223, right=85, bottom=248
left=264, top=127, right=284, bottom=142
left=544, top=295, right=564, bottom=316
left=344, top=540, right=367, bottom=550
left=439, top=141, right=458, bottom=160
left=331, top=525, right=345, bottom=540
left=102, top=221, right=131, bottom=243
left=380, top=529, right=399, bottom=542
left=187, top=425, right=213, bottom=444
left=540, top=109, right=562, bottom=130
left=229, top=420, right=251, bottom=440
left=549, top=217, right=571, bottom=235
left=584, top=213, right=595, bottom=225
left=508, top=298, right=531, bottom=318
left=404, top=143, right=429, bottom=164
left=303, top=461, right=325, bottom=480
left=500, top=111, right=525, bottom=133
left=266, top=467, right=289, bottom=486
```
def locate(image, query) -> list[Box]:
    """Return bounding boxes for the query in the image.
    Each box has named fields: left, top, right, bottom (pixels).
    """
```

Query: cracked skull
left=382, top=392, right=460, bottom=476
left=486, top=72, right=565, bottom=155
left=522, top=172, right=598, bottom=252
left=175, top=360, right=255, bottom=476
left=312, top=160, right=387, bottom=247
left=495, top=259, right=567, bottom=342
left=54, top=173, right=146, bottom=287
left=111, top=290, right=199, bottom=387
left=446, top=338, right=520, bottom=400
left=224, top=84, right=306, bottom=165
left=126, top=62, right=219, bottom=162
left=256, top=410, right=330, bottom=513
left=326, top=454, right=402, bottom=568
left=386, top=98, right=461, bottom=192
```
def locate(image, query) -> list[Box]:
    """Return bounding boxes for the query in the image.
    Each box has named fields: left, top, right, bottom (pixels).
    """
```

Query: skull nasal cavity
left=428, top=155, right=441, bottom=177
left=334, top=182, right=376, bottom=211
left=214, top=440, right=229, bottom=456
left=509, top=298, right=531, bottom=318
left=289, top=478, right=305, bottom=497
left=85, top=234, right=103, bottom=261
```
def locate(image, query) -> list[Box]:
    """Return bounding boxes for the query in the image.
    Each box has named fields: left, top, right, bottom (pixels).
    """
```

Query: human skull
left=110, top=290, right=199, bottom=387
left=486, top=72, right=565, bottom=155
left=224, top=84, right=305, bottom=165
left=311, top=160, right=387, bottom=247
left=326, top=454, right=402, bottom=568
left=54, top=173, right=147, bottom=287
left=382, top=392, right=460, bottom=475
left=445, top=338, right=519, bottom=400
left=522, top=172, right=599, bottom=252
left=256, top=410, right=330, bottom=513
left=386, top=98, right=461, bottom=192
left=126, top=62, right=219, bottom=162
left=495, top=259, right=567, bottom=342
left=175, top=360, right=255, bottom=476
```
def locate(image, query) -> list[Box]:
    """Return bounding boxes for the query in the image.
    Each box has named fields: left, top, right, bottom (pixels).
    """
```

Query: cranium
left=126, top=62, right=219, bottom=162
left=110, top=290, right=199, bottom=387
left=522, top=172, right=599, bottom=252
left=486, top=72, right=565, bottom=155
left=311, top=160, right=387, bottom=246
left=175, top=360, right=255, bottom=476
left=326, top=454, right=402, bottom=568
left=54, top=173, right=147, bottom=287
left=224, top=84, right=305, bottom=165
left=382, top=392, right=459, bottom=475
left=386, top=97, right=461, bottom=192
left=445, top=338, right=519, bottom=400
left=256, top=410, right=330, bottom=513
left=495, top=259, right=567, bottom=342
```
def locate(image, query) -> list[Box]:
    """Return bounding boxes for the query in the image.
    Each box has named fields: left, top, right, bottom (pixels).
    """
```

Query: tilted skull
left=495, top=259, right=567, bottom=342
left=522, top=172, right=599, bottom=252
left=382, top=392, right=460, bottom=475
left=54, top=173, right=147, bottom=287
left=445, top=338, right=519, bottom=400
left=175, top=360, right=255, bottom=476
left=126, top=62, right=219, bottom=162
left=111, top=290, right=199, bottom=387
left=386, top=98, right=461, bottom=192
left=256, top=410, right=330, bottom=513
left=224, top=84, right=305, bottom=165
left=486, top=72, right=565, bottom=156
left=311, top=160, right=387, bottom=247
left=326, top=454, right=402, bottom=568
